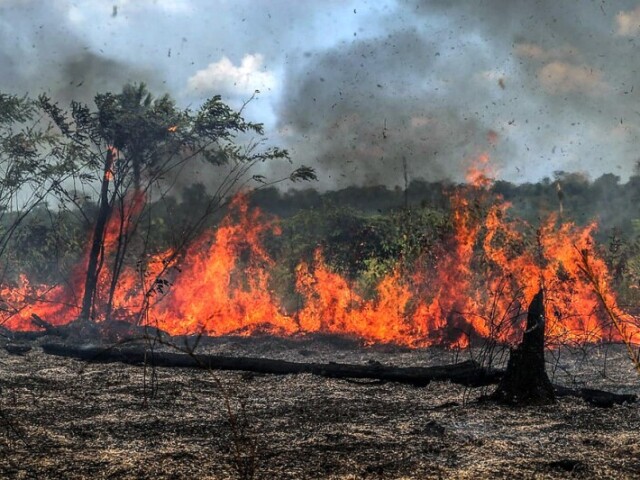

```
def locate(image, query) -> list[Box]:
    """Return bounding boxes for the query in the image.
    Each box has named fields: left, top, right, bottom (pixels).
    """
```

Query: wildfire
left=465, top=152, right=493, bottom=189
left=104, top=146, right=119, bottom=181
left=1, top=156, right=638, bottom=349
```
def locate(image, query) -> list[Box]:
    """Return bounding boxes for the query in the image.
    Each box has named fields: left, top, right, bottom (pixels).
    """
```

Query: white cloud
left=186, top=54, right=277, bottom=96
left=153, top=0, right=192, bottom=13
left=67, top=5, right=86, bottom=24
left=616, top=6, right=640, bottom=36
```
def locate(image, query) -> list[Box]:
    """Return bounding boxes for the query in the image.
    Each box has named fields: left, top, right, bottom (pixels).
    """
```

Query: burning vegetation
left=0, top=140, right=638, bottom=355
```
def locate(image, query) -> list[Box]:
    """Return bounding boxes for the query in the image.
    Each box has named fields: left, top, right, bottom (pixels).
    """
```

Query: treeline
left=252, top=171, right=640, bottom=235
left=7, top=171, right=640, bottom=292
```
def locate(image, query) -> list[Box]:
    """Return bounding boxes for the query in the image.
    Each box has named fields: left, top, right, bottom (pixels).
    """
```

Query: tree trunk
left=105, top=200, right=128, bottom=323
left=492, top=288, right=556, bottom=405
left=79, top=148, right=114, bottom=322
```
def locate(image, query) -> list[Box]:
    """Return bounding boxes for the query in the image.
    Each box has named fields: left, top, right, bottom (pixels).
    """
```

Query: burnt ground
left=0, top=335, right=639, bottom=479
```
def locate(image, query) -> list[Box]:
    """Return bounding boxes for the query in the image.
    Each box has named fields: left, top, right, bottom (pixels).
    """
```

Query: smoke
left=278, top=28, right=505, bottom=188
left=0, top=0, right=159, bottom=105
left=3, top=0, right=640, bottom=188
left=52, top=51, right=158, bottom=104
left=278, top=0, right=640, bottom=187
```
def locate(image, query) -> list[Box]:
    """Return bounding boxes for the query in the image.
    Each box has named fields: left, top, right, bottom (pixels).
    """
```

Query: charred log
left=492, top=288, right=556, bottom=405
left=40, top=342, right=502, bottom=388
left=0, top=324, right=47, bottom=342
left=31, top=314, right=69, bottom=337
left=31, top=313, right=103, bottom=341
left=554, top=386, right=637, bottom=408
left=4, top=343, right=32, bottom=355
left=38, top=339, right=636, bottom=407
left=30, top=314, right=167, bottom=342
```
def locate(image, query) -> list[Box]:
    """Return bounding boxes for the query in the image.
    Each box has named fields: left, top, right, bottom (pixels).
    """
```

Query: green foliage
left=5, top=206, right=85, bottom=283
left=0, top=95, right=61, bottom=188
left=264, top=202, right=447, bottom=303
left=37, top=83, right=295, bottom=193
left=29, top=83, right=315, bottom=322
left=0, top=92, right=74, bottom=278
left=289, top=166, right=317, bottom=183
left=604, top=221, right=640, bottom=308
left=0, top=94, right=34, bottom=125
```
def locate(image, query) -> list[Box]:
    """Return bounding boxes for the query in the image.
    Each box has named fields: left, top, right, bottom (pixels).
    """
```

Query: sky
left=1, top=0, right=640, bottom=189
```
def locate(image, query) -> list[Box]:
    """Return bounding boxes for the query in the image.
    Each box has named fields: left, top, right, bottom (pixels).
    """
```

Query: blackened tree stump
left=492, top=288, right=556, bottom=405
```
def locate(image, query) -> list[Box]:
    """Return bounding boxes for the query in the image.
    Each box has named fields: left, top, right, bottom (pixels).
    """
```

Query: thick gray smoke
left=0, top=2, right=158, bottom=104
left=3, top=0, right=640, bottom=188
left=278, top=29, right=503, bottom=188
left=278, top=0, right=640, bottom=187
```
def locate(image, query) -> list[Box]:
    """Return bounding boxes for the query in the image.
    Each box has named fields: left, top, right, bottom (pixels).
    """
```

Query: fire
left=295, top=252, right=414, bottom=345
left=149, top=195, right=297, bottom=336
left=465, top=152, right=493, bottom=188
left=104, top=146, right=118, bottom=181
left=0, top=189, right=147, bottom=330
left=1, top=156, right=638, bottom=349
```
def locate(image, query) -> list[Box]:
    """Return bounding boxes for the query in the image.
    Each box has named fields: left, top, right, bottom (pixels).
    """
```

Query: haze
left=1, top=0, right=639, bottom=189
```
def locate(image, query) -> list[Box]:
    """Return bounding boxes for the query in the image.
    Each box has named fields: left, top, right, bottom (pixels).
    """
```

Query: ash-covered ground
left=0, top=335, right=639, bottom=479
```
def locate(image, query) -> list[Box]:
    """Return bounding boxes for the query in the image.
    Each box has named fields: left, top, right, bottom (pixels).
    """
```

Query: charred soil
left=0, top=335, right=639, bottom=479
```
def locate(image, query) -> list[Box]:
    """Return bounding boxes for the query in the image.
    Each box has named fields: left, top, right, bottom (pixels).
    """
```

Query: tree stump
left=492, top=288, right=555, bottom=405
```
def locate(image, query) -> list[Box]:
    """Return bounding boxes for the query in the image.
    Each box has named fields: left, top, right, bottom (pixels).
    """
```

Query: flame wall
left=1, top=183, right=639, bottom=349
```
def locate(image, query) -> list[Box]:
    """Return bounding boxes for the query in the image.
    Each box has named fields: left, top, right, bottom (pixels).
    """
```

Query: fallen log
left=30, top=314, right=168, bottom=342
left=31, top=314, right=69, bottom=337
left=554, top=385, right=637, bottom=408
left=4, top=342, right=32, bottom=355
left=40, top=342, right=502, bottom=387
left=39, top=342, right=637, bottom=406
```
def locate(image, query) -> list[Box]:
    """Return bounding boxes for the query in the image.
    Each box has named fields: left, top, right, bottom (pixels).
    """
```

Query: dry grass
left=0, top=335, right=638, bottom=479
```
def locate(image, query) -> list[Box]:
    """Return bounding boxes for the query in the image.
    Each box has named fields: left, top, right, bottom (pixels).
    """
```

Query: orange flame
left=104, top=146, right=118, bottom=181
left=1, top=155, right=638, bottom=348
